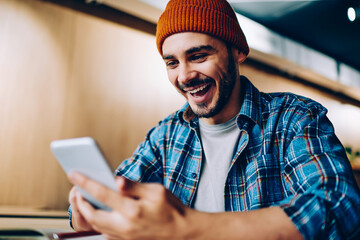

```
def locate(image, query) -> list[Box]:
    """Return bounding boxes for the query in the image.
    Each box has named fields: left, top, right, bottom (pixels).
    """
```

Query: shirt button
left=191, top=173, right=197, bottom=178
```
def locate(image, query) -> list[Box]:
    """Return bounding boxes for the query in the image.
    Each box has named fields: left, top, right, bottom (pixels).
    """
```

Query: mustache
left=178, top=77, right=214, bottom=91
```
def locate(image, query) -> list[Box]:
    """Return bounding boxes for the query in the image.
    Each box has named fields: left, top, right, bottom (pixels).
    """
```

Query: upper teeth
left=189, top=84, right=209, bottom=94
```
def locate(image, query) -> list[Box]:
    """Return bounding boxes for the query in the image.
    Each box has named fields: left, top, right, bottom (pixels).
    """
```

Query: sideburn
left=201, top=45, right=238, bottom=118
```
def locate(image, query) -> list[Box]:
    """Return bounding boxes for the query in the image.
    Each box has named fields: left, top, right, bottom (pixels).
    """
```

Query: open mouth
left=188, top=83, right=212, bottom=97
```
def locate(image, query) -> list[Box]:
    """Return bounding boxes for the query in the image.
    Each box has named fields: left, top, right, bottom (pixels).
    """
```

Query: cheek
left=199, top=62, right=226, bottom=82
left=166, top=70, right=177, bottom=87
left=167, top=71, right=185, bottom=94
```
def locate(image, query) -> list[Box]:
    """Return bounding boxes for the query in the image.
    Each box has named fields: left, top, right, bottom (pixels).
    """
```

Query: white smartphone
left=50, top=137, right=117, bottom=211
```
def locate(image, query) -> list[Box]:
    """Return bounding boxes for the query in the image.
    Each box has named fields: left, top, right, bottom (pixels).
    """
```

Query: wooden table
left=0, top=206, right=71, bottom=230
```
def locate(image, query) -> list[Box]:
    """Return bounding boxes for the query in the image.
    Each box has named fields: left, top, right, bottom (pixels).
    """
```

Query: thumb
left=115, top=176, right=127, bottom=191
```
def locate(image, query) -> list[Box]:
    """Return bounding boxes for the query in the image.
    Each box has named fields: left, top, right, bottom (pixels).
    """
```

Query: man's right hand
left=68, top=187, right=94, bottom=231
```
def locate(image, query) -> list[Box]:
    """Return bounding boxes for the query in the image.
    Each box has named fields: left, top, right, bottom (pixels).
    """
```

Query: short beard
left=195, top=46, right=238, bottom=119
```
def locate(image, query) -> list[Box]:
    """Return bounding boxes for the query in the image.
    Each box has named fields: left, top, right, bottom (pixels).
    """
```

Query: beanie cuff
left=156, top=0, right=249, bottom=56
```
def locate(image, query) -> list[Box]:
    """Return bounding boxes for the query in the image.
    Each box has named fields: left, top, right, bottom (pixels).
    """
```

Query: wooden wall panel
left=0, top=0, right=76, bottom=209
left=0, top=0, right=184, bottom=210
left=0, top=0, right=359, bottom=210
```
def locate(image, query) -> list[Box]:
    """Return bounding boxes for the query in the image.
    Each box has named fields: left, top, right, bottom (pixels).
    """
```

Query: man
left=68, top=0, right=360, bottom=239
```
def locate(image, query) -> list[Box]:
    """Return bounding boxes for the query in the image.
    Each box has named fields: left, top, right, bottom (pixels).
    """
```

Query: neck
left=200, top=76, right=243, bottom=125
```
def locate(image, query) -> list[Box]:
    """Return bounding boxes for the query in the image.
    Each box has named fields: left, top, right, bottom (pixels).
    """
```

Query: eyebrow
left=186, top=45, right=216, bottom=54
left=163, top=45, right=216, bottom=60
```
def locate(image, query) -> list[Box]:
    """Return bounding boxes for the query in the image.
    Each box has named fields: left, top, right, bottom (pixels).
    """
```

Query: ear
left=235, top=50, right=247, bottom=64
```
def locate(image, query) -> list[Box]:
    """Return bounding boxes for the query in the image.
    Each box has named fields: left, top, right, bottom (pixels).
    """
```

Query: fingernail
left=76, top=190, right=82, bottom=199
left=68, top=172, right=79, bottom=183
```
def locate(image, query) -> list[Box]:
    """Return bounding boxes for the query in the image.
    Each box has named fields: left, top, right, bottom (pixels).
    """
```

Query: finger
left=71, top=191, right=94, bottom=231
left=68, top=188, right=79, bottom=223
left=76, top=192, right=128, bottom=235
left=69, top=172, right=138, bottom=214
left=69, top=188, right=83, bottom=219
left=115, top=177, right=140, bottom=200
left=69, top=187, right=78, bottom=208
left=120, top=181, right=186, bottom=214
left=75, top=191, right=100, bottom=230
left=119, top=179, right=164, bottom=201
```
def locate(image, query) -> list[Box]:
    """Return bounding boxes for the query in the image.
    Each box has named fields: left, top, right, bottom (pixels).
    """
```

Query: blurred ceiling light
left=348, top=6, right=360, bottom=22
left=348, top=7, right=356, bottom=21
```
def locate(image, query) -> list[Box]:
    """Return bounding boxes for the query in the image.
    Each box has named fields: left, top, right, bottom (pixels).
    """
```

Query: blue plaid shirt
left=116, top=76, right=360, bottom=239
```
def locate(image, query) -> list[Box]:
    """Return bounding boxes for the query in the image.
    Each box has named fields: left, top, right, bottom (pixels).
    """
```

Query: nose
left=177, top=62, right=197, bottom=85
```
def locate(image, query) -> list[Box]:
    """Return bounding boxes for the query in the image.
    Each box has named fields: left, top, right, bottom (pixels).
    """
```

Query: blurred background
left=0, top=0, right=359, bottom=214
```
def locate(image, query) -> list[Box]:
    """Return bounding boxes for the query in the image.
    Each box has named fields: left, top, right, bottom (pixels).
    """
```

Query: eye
left=190, top=53, right=208, bottom=62
left=165, top=60, right=179, bottom=69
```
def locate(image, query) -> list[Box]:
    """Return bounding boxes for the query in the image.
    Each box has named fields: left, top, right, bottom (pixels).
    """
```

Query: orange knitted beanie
left=156, top=0, right=249, bottom=56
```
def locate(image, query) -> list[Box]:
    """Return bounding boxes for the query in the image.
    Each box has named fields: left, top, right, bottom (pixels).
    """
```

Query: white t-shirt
left=194, top=116, right=241, bottom=212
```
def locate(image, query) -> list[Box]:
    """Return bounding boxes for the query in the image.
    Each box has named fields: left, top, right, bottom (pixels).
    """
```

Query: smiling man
left=68, top=0, right=360, bottom=239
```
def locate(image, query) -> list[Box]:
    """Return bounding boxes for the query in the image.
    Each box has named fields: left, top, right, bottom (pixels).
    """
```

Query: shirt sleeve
left=279, top=104, right=360, bottom=240
left=115, top=124, right=164, bottom=184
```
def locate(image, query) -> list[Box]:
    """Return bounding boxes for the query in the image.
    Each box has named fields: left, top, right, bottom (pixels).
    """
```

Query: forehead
left=162, top=32, right=226, bottom=56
